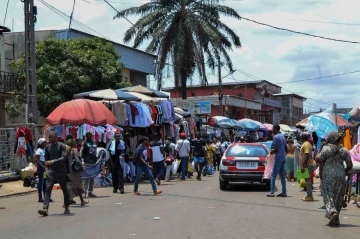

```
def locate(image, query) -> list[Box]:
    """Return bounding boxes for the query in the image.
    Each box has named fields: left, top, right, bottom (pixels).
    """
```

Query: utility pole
left=333, top=102, right=338, bottom=127
left=23, top=0, right=38, bottom=124
left=218, top=56, right=223, bottom=116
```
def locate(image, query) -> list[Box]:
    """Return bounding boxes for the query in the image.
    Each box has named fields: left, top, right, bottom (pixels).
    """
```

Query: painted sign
left=194, top=101, right=211, bottom=115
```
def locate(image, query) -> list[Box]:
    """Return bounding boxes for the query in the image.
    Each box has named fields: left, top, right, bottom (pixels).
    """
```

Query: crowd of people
left=32, top=131, right=231, bottom=216
left=268, top=124, right=353, bottom=226
left=32, top=126, right=354, bottom=227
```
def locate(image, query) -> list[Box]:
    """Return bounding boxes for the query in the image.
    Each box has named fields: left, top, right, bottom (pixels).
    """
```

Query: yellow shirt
left=300, top=141, right=316, bottom=167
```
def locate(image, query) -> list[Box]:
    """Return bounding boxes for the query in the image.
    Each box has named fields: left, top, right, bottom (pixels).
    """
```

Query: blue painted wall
left=55, top=29, right=156, bottom=75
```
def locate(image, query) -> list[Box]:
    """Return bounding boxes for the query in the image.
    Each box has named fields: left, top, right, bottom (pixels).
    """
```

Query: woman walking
left=319, top=132, right=352, bottom=226
left=285, top=138, right=296, bottom=181
left=34, top=138, right=47, bottom=202
left=67, top=138, right=89, bottom=206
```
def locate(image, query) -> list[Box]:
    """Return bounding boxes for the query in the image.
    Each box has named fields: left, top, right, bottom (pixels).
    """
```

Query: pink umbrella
left=263, top=123, right=273, bottom=131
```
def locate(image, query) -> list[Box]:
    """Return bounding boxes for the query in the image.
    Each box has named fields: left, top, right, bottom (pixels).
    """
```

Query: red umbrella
left=46, top=99, right=117, bottom=125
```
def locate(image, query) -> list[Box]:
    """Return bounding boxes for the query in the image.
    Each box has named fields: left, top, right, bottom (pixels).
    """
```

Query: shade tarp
left=73, top=89, right=140, bottom=101
left=238, top=118, right=261, bottom=131
left=118, top=85, right=169, bottom=98
left=46, top=99, right=117, bottom=125
left=280, top=124, right=295, bottom=132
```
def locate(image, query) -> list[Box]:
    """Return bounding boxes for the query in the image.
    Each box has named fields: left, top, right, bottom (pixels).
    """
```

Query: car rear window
left=226, top=145, right=268, bottom=157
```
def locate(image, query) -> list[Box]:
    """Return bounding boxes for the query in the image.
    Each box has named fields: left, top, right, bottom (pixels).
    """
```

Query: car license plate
left=236, top=161, right=258, bottom=169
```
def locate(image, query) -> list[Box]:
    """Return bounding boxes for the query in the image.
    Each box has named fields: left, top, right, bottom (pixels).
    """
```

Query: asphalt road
left=1, top=174, right=359, bottom=239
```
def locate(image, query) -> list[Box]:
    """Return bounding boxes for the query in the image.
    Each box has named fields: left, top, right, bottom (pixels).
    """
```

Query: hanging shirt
left=112, top=102, right=127, bottom=125
left=36, top=148, right=45, bottom=162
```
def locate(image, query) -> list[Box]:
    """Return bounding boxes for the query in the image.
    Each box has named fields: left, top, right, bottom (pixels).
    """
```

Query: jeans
left=165, top=165, right=172, bottom=180
left=134, top=165, right=157, bottom=193
left=43, top=178, right=69, bottom=209
left=153, top=160, right=165, bottom=180
left=111, top=159, right=124, bottom=191
left=180, top=157, right=188, bottom=179
left=37, top=165, right=45, bottom=200
left=305, top=166, right=314, bottom=197
left=270, top=161, right=287, bottom=195
left=83, top=178, right=94, bottom=194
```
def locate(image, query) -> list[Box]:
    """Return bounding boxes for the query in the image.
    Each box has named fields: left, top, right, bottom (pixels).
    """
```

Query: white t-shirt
left=151, top=145, right=164, bottom=162
left=36, top=148, right=45, bottom=162
left=175, top=139, right=191, bottom=157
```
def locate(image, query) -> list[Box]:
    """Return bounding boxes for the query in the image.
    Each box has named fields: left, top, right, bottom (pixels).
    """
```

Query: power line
left=39, top=0, right=111, bottom=40
left=275, top=70, right=360, bottom=84
left=285, top=18, right=360, bottom=27
left=240, top=16, right=360, bottom=44
left=3, top=0, right=10, bottom=25
left=103, top=0, right=135, bottom=26
left=8, top=0, right=19, bottom=15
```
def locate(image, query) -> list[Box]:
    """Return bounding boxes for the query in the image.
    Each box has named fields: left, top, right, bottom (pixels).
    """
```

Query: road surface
left=1, top=174, right=359, bottom=239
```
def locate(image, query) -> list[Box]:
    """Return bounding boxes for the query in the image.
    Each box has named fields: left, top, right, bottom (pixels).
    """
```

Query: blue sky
left=1, top=0, right=360, bottom=113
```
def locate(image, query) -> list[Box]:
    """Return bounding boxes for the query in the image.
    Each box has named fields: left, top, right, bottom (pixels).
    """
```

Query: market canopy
left=118, top=85, right=169, bottom=98
left=280, top=124, right=295, bottom=133
left=305, top=107, right=350, bottom=141
left=238, top=118, right=267, bottom=131
left=263, top=123, right=273, bottom=131
left=73, top=89, right=140, bottom=101
left=296, top=115, right=350, bottom=129
left=349, top=104, right=360, bottom=119
left=209, top=116, right=242, bottom=129
left=47, top=99, right=117, bottom=125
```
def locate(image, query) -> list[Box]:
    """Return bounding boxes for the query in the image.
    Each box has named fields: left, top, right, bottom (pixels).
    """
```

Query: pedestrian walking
left=150, top=137, right=165, bottom=185
left=38, top=132, right=70, bottom=216
left=81, top=132, right=98, bottom=198
left=319, top=132, right=353, bottom=226
left=133, top=137, right=162, bottom=196
left=164, top=139, right=175, bottom=181
left=33, top=138, right=47, bottom=202
left=192, top=133, right=206, bottom=180
left=175, top=133, right=191, bottom=180
left=285, top=138, right=295, bottom=181
left=299, top=133, right=316, bottom=201
left=109, top=133, right=125, bottom=194
left=214, top=138, right=222, bottom=171
left=267, top=124, right=287, bottom=197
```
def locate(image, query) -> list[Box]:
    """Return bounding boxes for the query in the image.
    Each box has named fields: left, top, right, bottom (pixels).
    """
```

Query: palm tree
left=114, top=0, right=241, bottom=99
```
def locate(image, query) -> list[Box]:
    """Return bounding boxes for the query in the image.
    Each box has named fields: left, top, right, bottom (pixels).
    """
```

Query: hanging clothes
left=112, top=102, right=127, bottom=125
left=343, top=128, right=352, bottom=150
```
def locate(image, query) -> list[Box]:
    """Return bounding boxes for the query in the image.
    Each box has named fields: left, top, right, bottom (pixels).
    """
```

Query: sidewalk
left=0, top=180, right=37, bottom=199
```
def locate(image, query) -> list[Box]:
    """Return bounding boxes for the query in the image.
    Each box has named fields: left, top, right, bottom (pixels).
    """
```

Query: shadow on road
left=337, top=224, right=360, bottom=228
left=226, top=183, right=268, bottom=192
left=0, top=207, right=5, bottom=209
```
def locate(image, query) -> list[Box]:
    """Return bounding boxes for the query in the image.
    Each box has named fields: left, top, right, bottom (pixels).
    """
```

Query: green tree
left=6, top=38, right=130, bottom=118
left=115, top=0, right=241, bottom=99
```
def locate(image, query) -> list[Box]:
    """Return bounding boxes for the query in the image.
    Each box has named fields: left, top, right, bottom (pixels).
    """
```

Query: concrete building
left=164, top=80, right=283, bottom=124
left=0, top=28, right=156, bottom=127
left=273, top=93, right=306, bottom=126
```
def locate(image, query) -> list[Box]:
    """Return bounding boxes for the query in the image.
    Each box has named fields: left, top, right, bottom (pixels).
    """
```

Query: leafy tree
left=6, top=38, right=130, bottom=118
left=115, top=0, right=241, bottom=99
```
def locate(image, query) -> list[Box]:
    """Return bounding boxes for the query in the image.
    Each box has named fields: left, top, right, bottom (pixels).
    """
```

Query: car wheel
left=265, top=182, right=271, bottom=190
left=219, top=178, right=228, bottom=191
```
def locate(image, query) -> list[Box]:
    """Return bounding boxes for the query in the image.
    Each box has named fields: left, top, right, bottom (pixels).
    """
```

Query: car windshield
left=262, top=141, right=273, bottom=151
left=226, top=144, right=268, bottom=157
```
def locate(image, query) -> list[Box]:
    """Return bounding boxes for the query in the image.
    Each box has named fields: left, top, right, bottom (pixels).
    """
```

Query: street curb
left=0, top=189, right=37, bottom=199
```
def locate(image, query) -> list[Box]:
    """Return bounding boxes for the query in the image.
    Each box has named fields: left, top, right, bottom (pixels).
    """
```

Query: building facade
left=0, top=28, right=156, bottom=127
left=164, top=80, right=284, bottom=124
left=273, top=93, right=306, bottom=126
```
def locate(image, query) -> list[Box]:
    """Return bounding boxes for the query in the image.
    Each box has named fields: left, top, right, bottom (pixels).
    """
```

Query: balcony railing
left=0, top=71, right=24, bottom=93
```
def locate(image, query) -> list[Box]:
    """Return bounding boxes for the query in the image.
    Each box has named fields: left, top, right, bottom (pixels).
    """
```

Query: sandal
left=81, top=200, right=89, bottom=206
left=38, top=209, right=48, bottom=217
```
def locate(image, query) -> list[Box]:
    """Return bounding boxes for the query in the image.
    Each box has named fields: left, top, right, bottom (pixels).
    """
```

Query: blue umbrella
left=238, top=118, right=261, bottom=131
left=73, top=89, right=141, bottom=101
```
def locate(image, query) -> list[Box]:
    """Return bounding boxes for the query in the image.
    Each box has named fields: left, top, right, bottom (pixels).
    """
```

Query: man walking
left=300, top=133, right=316, bottom=201
left=133, top=137, right=162, bottom=196
left=109, top=133, right=125, bottom=194
left=192, top=133, right=206, bottom=180
left=175, top=133, right=191, bottom=180
left=151, top=137, right=165, bottom=185
left=267, top=124, right=288, bottom=197
left=81, top=132, right=98, bottom=198
left=38, top=131, right=70, bottom=216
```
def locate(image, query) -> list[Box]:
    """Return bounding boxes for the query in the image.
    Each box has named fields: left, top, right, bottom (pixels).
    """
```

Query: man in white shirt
left=175, top=133, right=191, bottom=180
left=150, top=137, right=164, bottom=185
